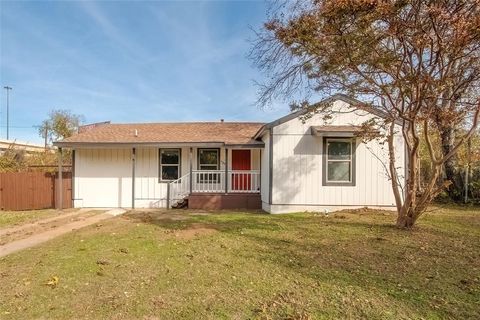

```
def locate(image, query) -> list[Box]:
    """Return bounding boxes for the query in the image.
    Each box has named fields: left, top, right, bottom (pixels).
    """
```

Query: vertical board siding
left=74, top=147, right=262, bottom=209
left=136, top=147, right=164, bottom=204
left=271, top=100, right=405, bottom=208
left=0, top=172, right=72, bottom=211
left=75, top=148, right=132, bottom=208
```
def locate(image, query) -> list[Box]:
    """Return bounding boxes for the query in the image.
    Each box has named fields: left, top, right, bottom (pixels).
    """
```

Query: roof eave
left=53, top=141, right=265, bottom=149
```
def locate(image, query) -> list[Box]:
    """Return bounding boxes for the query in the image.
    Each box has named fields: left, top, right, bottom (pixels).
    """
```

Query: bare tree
left=251, top=0, right=480, bottom=228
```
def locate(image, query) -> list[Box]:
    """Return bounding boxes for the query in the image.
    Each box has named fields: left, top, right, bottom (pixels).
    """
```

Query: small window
left=323, top=138, right=355, bottom=186
left=159, top=149, right=181, bottom=181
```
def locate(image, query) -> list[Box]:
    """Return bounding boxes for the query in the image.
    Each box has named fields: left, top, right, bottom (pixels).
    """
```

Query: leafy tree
left=251, top=0, right=480, bottom=228
left=38, top=110, right=84, bottom=145
left=0, top=145, right=26, bottom=172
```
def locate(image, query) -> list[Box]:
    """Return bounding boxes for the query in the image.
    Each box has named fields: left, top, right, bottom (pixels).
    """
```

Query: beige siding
left=270, top=100, right=405, bottom=213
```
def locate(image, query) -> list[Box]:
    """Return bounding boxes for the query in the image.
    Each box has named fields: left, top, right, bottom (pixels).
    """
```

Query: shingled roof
left=55, top=122, right=265, bottom=147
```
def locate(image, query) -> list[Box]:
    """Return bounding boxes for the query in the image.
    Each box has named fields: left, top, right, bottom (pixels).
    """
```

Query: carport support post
left=57, top=147, right=63, bottom=210
left=71, top=149, right=75, bottom=208
left=132, top=148, right=136, bottom=209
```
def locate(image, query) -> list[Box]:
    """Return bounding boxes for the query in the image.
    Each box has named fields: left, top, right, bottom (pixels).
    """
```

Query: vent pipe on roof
left=134, top=129, right=138, bottom=137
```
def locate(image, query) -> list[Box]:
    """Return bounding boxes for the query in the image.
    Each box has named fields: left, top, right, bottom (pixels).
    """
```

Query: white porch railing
left=192, top=170, right=260, bottom=193
left=167, top=173, right=191, bottom=205
left=229, top=170, right=260, bottom=193
left=192, top=170, right=226, bottom=193
left=167, top=170, right=260, bottom=207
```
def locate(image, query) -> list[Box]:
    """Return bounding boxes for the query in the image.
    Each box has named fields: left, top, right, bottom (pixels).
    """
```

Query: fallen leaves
left=96, top=259, right=110, bottom=266
left=45, top=276, right=59, bottom=288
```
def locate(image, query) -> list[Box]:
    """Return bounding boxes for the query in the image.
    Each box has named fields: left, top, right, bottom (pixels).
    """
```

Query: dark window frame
left=158, top=148, right=182, bottom=182
left=322, top=137, right=356, bottom=186
left=197, top=148, right=221, bottom=183
left=197, top=148, right=220, bottom=170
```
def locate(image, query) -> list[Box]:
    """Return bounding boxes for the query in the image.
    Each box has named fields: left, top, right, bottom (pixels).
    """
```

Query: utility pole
left=3, top=86, right=12, bottom=140
left=44, top=126, right=48, bottom=150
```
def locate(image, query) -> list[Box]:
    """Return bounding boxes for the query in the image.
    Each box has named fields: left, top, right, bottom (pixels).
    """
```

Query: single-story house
left=54, top=94, right=405, bottom=213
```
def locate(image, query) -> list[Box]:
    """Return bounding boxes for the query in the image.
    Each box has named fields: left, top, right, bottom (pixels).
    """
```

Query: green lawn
left=0, top=209, right=65, bottom=228
left=0, top=206, right=479, bottom=319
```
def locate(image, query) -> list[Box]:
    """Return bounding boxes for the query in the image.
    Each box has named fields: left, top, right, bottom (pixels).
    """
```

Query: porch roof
left=54, top=122, right=265, bottom=148
left=311, top=125, right=362, bottom=137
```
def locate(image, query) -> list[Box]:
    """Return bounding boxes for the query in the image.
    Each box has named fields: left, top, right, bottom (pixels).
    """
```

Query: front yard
left=0, top=206, right=479, bottom=319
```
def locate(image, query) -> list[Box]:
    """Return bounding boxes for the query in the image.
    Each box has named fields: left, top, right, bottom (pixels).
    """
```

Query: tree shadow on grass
left=122, top=210, right=476, bottom=319
left=124, top=209, right=289, bottom=233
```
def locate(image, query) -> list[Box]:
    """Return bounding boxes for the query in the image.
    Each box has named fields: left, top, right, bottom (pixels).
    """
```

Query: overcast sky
left=0, top=0, right=288, bottom=143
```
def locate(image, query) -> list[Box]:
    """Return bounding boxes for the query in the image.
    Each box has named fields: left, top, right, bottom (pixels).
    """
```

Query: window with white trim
left=159, top=149, right=181, bottom=181
left=324, top=138, right=355, bottom=185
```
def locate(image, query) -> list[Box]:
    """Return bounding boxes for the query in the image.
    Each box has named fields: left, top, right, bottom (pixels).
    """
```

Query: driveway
left=0, top=208, right=126, bottom=257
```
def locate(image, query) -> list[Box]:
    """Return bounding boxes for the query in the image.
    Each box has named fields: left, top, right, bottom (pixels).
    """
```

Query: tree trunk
left=396, top=206, right=417, bottom=229
left=440, top=128, right=462, bottom=201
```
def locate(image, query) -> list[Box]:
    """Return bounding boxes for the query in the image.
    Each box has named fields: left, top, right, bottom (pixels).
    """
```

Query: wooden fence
left=0, top=172, right=72, bottom=211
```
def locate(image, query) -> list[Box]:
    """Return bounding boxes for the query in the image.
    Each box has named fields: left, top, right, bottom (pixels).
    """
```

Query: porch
left=167, top=169, right=261, bottom=209
left=164, top=147, right=262, bottom=209
left=62, top=145, right=263, bottom=209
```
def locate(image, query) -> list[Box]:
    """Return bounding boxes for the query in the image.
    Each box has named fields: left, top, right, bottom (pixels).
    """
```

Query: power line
left=0, top=125, right=37, bottom=128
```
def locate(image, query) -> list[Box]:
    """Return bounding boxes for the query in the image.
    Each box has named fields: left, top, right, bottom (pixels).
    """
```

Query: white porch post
left=189, top=147, right=193, bottom=194
left=224, top=148, right=228, bottom=194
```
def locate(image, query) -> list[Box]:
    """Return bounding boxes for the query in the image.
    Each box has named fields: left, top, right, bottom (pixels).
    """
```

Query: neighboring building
left=54, top=94, right=405, bottom=213
left=0, top=139, right=50, bottom=155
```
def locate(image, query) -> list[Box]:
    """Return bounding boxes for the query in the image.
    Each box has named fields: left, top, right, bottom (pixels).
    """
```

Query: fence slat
left=0, top=171, right=72, bottom=211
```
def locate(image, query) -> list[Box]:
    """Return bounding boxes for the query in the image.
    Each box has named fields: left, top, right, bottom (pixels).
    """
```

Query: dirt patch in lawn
left=125, top=210, right=190, bottom=223
left=167, top=223, right=218, bottom=240
left=124, top=211, right=218, bottom=239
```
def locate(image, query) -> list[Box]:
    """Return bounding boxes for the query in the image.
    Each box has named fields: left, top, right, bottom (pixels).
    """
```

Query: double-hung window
left=323, top=138, right=355, bottom=186
left=197, top=148, right=220, bottom=182
left=198, top=148, right=219, bottom=170
left=159, top=149, right=181, bottom=181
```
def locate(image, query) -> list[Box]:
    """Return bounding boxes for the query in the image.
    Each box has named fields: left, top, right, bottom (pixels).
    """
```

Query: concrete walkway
left=0, top=208, right=126, bottom=258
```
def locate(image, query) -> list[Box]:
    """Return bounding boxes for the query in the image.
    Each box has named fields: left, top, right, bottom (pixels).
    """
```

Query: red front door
left=232, top=150, right=251, bottom=191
